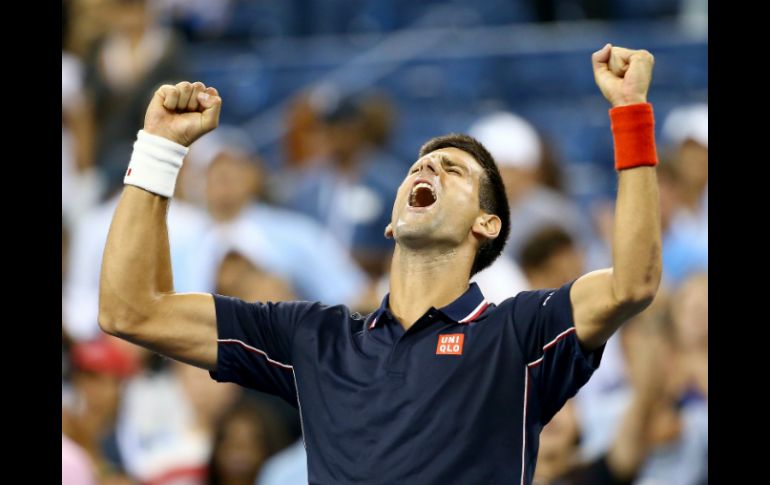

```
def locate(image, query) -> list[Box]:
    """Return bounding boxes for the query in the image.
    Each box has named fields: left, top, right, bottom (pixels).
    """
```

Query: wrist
left=611, top=96, right=647, bottom=108
left=610, top=102, right=658, bottom=171
left=123, top=130, right=189, bottom=198
left=143, top=126, right=186, bottom=147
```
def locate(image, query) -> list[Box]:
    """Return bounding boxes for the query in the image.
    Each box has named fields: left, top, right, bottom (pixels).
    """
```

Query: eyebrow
left=438, top=154, right=466, bottom=171
left=440, top=155, right=456, bottom=165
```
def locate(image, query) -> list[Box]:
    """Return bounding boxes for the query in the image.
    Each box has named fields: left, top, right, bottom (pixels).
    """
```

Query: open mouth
left=408, top=181, right=437, bottom=208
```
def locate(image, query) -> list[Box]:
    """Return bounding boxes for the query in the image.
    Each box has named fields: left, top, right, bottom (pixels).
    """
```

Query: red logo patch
left=436, top=334, right=464, bottom=355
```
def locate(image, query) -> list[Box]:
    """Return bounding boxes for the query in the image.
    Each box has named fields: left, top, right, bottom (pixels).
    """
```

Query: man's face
left=206, top=153, right=260, bottom=221
left=388, top=147, right=488, bottom=249
left=676, top=140, right=708, bottom=190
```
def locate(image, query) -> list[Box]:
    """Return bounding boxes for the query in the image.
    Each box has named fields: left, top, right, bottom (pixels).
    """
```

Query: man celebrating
left=99, top=44, right=660, bottom=484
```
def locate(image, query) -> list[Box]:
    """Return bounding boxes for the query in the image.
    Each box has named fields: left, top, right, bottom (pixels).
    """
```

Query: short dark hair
left=419, top=133, right=511, bottom=276
left=519, top=226, right=574, bottom=272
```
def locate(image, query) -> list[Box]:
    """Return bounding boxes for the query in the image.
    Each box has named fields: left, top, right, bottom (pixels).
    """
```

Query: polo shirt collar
left=369, top=283, right=489, bottom=329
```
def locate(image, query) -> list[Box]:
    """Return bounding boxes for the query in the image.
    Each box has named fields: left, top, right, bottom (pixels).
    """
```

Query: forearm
left=611, top=165, right=662, bottom=306
left=98, top=186, right=173, bottom=333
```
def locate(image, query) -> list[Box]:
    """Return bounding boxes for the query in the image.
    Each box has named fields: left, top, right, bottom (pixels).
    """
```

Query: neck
left=388, top=244, right=474, bottom=330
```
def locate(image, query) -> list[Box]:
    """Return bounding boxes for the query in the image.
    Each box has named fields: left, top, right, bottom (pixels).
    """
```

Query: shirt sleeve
left=511, top=280, right=605, bottom=424
left=209, top=295, right=319, bottom=404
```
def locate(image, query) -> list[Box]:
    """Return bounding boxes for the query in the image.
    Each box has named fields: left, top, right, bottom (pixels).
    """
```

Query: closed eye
left=439, top=155, right=464, bottom=175
left=443, top=164, right=463, bottom=175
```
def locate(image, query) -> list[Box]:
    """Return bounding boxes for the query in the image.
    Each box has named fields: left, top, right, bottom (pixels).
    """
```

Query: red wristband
left=610, top=103, right=658, bottom=171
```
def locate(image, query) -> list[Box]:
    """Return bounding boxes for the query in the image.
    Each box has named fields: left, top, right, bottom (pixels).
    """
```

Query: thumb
left=591, top=43, right=612, bottom=73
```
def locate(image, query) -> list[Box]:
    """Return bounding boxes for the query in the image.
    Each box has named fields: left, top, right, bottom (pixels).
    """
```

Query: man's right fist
left=143, top=81, right=222, bottom=147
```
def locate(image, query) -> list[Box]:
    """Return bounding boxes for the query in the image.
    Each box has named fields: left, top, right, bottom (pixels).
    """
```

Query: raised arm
left=98, top=82, right=223, bottom=369
left=570, top=45, right=662, bottom=351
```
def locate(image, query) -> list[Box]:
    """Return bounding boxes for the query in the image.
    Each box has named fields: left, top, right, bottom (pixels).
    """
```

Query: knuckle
left=638, top=50, right=653, bottom=61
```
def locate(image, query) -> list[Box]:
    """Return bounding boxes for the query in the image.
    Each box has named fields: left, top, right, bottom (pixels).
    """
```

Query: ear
left=384, top=223, right=394, bottom=239
left=471, top=213, right=501, bottom=242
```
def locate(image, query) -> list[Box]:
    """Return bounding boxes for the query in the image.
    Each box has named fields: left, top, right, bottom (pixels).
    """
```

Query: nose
left=417, top=156, right=439, bottom=176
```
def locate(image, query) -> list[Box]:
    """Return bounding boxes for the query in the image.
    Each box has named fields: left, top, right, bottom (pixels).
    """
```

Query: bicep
left=570, top=268, right=635, bottom=352
left=123, top=292, right=218, bottom=370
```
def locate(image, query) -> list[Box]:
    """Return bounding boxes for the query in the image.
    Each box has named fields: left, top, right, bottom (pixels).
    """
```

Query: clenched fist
left=592, top=44, right=654, bottom=107
left=143, top=81, right=222, bottom=147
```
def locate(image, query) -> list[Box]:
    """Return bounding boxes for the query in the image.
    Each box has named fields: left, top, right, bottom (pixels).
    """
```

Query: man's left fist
left=592, top=44, right=655, bottom=107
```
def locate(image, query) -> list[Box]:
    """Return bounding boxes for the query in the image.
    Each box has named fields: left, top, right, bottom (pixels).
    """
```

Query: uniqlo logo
left=436, top=334, right=464, bottom=355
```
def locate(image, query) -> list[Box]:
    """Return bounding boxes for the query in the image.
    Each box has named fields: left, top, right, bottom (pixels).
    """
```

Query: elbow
left=613, top=260, right=662, bottom=311
left=97, top=309, right=127, bottom=337
left=97, top=300, right=149, bottom=339
left=613, top=281, right=660, bottom=312
left=97, top=310, right=116, bottom=336
left=97, top=307, right=128, bottom=338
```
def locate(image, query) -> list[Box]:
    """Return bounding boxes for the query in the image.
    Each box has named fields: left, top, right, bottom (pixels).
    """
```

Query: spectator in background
left=662, top=105, right=708, bottom=214
left=658, top=104, right=708, bottom=286
left=625, top=290, right=708, bottom=485
left=84, top=0, right=187, bottom=188
left=189, top=126, right=371, bottom=307
left=63, top=433, right=99, bottom=485
left=277, top=92, right=403, bottom=279
left=468, top=111, right=591, bottom=261
left=151, top=0, right=234, bottom=40
left=519, top=226, right=585, bottom=290
left=116, top=361, right=240, bottom=485
left=574, top=292, right=708, bottom=485
left=62, top=0, right=103, bottom=227
left=669, top=273, right=707, bottom=401
left=207, top=397, right=292, bottom=485
left=63, top=337, right=140, bottom=483
left=281, top=93, right=329, bottom=171
left=215, top=250, right=297, bottom=303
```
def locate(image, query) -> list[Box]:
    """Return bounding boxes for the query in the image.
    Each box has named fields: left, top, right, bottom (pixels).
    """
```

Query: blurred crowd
left=62, top=1, right=707, bottom=484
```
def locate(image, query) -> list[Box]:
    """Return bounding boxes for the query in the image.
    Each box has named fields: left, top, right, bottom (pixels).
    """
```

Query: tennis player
left=99, top=43, right=660, bottom=484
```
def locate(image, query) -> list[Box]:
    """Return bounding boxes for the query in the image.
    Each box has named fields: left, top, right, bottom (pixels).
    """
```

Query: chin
left=394, top=228, right=434, bottom=248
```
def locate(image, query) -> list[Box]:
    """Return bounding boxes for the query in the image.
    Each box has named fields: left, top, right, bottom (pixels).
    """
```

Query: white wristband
left=124, top=130, right=189, bottom=198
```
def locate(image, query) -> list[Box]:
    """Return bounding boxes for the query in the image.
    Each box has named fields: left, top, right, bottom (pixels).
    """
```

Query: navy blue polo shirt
left=210, top=280, right=603, bottom=485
